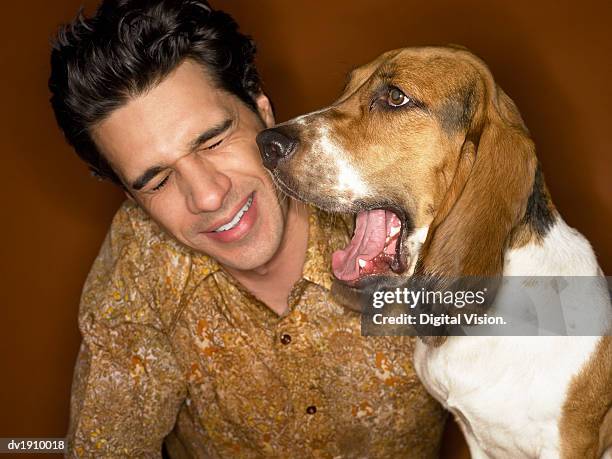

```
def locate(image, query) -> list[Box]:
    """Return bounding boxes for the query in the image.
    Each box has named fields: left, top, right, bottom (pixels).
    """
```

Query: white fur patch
left=413, top=217, right=611, bottom=457
left=416, top=335, right=602, bottom=457
left=405, top=226, right=429, bottom=275
left=334, top=156, right=369, bottom=196
left=504, top=217, right=601, bottom=276
left=314, top=126, right=370, bottom=198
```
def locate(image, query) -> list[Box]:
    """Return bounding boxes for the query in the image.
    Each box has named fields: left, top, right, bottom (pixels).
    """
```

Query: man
left=49, top=0, right=445, bottom=457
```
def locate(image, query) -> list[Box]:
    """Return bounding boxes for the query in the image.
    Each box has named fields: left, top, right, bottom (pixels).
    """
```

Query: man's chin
left=216, top=244, right=280, bottom=273
left=204, top=223, right=283, bottom=272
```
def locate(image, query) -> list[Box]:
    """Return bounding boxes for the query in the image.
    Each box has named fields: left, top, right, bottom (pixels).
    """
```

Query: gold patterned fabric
left=66, top=200, right=445, bottom=458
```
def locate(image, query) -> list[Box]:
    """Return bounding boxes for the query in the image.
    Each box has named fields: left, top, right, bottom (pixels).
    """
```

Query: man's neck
left=224, top=199, right=310, bottom=316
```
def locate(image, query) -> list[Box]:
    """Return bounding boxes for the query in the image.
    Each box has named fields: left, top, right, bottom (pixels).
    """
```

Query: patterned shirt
left=66, top=200, right=445, bottom=458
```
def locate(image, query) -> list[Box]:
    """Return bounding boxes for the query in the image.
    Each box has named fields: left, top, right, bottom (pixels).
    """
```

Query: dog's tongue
left=332, top=209, right=400, bottom=282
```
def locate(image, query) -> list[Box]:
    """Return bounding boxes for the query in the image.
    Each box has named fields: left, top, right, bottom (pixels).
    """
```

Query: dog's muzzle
left=256, top=127, right=298, bottom=170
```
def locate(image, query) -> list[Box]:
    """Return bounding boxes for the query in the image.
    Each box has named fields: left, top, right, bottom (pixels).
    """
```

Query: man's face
left=92, top=60, right=285, bottom=270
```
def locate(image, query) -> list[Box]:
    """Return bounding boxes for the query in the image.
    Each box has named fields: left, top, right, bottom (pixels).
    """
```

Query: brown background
left=1, top=0, right=610, bottom=457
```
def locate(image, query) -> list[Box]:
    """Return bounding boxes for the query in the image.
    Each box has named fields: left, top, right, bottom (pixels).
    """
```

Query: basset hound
left=257, top=46, right=612, bottom=458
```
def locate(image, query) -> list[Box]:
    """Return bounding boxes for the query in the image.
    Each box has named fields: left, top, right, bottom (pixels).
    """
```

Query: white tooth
left=389, top=225, right=401, bottom=237
left=358, top=258, right=367, bottom=268
left=214, top=196, right=253, bottom=232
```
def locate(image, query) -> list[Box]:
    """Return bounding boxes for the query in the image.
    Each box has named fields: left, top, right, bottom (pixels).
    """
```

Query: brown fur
left=415, top=82, right=537, bottom=279
left=560, top=336, right=612, bottom=458
left=269, top=47, right=543, bottom=281
left=261, top=45, right=609, bottom=456
left=261, top=45, right=610, bottom=454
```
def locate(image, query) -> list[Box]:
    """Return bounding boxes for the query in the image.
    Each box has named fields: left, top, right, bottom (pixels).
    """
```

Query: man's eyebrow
left=131, top=165, right=165, bottom=191
left=189, top=117, right=233, bottom=153
left=130, top=118, right=233, bottom=191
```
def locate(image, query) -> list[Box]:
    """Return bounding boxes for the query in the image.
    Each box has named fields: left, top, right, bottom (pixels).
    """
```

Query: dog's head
left=257, top=46, right=538, bottom=305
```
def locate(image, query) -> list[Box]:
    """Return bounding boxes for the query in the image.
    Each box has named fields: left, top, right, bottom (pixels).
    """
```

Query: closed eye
left=147, top=138, right=224, bottom=193
left=205, top=138, right=223, bottom=150
left=152, top=174, right=170, bottom=192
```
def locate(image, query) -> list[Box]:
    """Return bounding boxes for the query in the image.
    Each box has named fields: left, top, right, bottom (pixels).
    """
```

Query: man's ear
left=255, top=94, right=275, bottom=128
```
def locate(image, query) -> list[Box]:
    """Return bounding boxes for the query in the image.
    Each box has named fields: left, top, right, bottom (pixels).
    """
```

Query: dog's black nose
left=256, top=128, right=298, bottom=170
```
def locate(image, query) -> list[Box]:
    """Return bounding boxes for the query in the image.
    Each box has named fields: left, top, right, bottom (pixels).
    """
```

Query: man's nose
left=256, top=127, right=298, bottom=170
left=178, top=159, right=231, bottom=214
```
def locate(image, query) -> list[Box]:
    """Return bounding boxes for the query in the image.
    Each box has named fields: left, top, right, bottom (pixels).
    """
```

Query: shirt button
left=280, top=333, right=292, bottom=345
left=306, top=405, right=317, bottom=415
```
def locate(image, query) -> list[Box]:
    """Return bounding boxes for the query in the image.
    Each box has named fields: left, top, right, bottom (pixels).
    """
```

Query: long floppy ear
left=415, top=63, right=537, bottom=279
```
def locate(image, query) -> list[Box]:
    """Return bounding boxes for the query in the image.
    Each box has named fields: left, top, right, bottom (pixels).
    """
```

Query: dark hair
left=49, top=0, right=262, bottom=185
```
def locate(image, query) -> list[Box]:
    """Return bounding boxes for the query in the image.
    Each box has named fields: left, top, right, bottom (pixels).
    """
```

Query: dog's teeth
left=358, top=258, right=367, bottom=268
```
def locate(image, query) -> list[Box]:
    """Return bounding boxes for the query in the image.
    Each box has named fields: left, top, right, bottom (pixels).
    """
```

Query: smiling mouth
left=211, top=194, right=254, bottom=233
left=332, top=209, right=407, bottom=285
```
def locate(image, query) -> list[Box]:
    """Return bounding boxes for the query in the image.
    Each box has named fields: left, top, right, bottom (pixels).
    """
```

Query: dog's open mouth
left=332, top=209, right=406, bottom=285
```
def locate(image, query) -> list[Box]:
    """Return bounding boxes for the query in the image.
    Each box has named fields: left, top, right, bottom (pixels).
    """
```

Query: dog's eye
left=387, top=87, right=411, bottom=107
